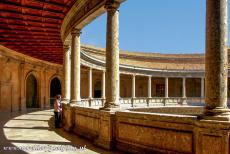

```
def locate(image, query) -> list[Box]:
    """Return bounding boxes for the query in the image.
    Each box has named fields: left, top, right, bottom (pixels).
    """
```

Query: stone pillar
left=101, top=70, right=106, bottom=106
left=201, top=77, right=205, bottom=98
left=131, top=74, right=135, bottom=107
left=182, top=78, right=186, bottom=98
left=147, top=76, right=152, bottom=106
left=165, top=77, right=168, bottom=98
left=102, top=1, right=120, bottom=110
left=88, top=68, right=92, bottom=99
left=164, top=77, right=169, bottom=105
left=88, top=68, right=92, bottom=107
left=205, top=0, right=229, bottom=117
left=132, top=75, right=136, bottom=98
left=70, top=28, right=81, bottom=104
left=148, top=76, right=152, bottom=98
left=63, top=45, right=71, bottom=102
left=182, top=77, right=187, bottom=105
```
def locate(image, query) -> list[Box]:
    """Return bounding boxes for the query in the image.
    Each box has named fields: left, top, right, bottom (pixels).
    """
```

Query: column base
left=100, top=102, right=120, bottom=111
left=201, top=107, right=230, bottom=121
left=147, top=97, right=151, bottom=107
left=181, top=97, right=187, bottom=105
left=163, top=97, right=168, bottom=106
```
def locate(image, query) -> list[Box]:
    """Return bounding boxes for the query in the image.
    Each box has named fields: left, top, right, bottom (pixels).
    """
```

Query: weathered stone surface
left=104, top=1, right=120, bottom=109
left=63, top=105, right=230, bottom=154
left=205, top=0, right=230, bottom=117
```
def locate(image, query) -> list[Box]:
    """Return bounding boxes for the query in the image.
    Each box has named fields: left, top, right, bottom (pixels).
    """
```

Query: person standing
left=54, top=95, right=62, bottom=128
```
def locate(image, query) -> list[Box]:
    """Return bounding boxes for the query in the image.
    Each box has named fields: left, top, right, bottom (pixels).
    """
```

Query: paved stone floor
left=0, top=109, right=122, bottom=154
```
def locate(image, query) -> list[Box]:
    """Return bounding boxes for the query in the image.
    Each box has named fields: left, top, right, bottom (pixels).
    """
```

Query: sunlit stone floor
left=0, top=109, right=122, bottom=154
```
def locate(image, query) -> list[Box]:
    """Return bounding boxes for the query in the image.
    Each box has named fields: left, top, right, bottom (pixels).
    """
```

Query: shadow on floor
left=0, top=109, right=39, bottom=154
left=0, top=109, right=124, bottom=154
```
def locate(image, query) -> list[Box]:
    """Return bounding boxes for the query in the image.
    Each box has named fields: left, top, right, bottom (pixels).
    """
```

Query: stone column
left=101, top=70, right=106, bottom=105
left=164, top=77, right=168, bottom=105
left=205, top=0, right=229, bottom=117
left=182, top=77, right=187, bottom=105
left=88, top=68, right=92, bottom=99
left=132, top=75, right=136, bottom=98
left=102, top=1, right=120, bottom=109
left=165, top=77, right=169, bottom=98
left=88, top=68, right=92, bottom=106
left=147, top=76, right=152, bottom=106
left=63, top=45, right=71, bottom=102
left=182, top=78, right=186, bottom=98
left=201, top=77, right=205, bottom=98
left=148, top=76, right=152, bottom=98
left=70, top=28, right=81, bottom=104
left=131, top=74, right=135, bottom=107
left=102, top=70, right=106, bottom=98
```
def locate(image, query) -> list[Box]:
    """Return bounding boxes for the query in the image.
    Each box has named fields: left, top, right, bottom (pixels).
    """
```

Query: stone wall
left=62, top=104, right=230, bottom=154
left=0, top=46, right=63, bottom=112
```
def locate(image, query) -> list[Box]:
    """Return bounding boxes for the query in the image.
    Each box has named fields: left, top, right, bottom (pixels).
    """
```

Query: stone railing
left=148, top=97, right=165, bottom=106
left=90, top=98, right=105, bottom=107
left=79, top=98, right=105, bottom=107
left=120, top=97, right=132, bottom=104
left=166, top=97, right=185, bottom=105
left=62, top=105, right=230, bottom=154
left=78, top=99, right=90, bottom=107
left=67, top=97, right=205, bottom=108
left=186, top=97, right=205, bottom=106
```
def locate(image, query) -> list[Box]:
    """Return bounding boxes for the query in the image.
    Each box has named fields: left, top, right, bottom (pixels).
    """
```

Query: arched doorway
left=50, top=77, right=61, bottom=108
left=26, top=74, right=38, bottom=108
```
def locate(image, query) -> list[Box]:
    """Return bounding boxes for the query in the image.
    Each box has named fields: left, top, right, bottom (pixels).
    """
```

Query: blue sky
left=81, top=0, right=229, bottom=54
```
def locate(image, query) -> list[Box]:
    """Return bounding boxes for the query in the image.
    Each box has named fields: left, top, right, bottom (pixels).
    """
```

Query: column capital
left=63, top=45, right=70, bottom=52
left=105, top=0, right=120, bottom=10
left=71, top=28, right=81, bottom=36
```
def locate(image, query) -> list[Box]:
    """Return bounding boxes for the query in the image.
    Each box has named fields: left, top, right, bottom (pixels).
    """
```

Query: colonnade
left=62, top=0, right=230, bottom=118
left=62, top=0, right=120, bottom=110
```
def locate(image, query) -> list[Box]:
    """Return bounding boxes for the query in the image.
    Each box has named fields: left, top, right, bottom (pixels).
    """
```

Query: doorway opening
left=26, top=74, right=38, bottom=108
left=50, top=77, right=61, bottom=108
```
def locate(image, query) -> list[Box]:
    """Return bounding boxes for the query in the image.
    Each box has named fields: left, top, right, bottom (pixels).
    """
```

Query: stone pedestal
left=194, top=120, right=230, bottom=154
left=63, top=104, right=75, bottom=132
left=95, top=111, right=116, bottom=149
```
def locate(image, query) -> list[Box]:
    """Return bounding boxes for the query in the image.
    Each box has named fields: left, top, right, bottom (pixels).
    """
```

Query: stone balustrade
left=66, top=97, right=205, bottom=108
left=62, top=104, right=230, bottom=153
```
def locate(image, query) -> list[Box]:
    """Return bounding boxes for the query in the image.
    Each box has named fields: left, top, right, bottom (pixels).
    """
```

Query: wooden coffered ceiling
left=0, top=0, right=77, bottom=64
